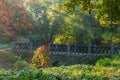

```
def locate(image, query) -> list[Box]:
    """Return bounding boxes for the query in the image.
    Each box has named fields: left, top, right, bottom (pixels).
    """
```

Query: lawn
left=0, top=44, right=11, bottom=49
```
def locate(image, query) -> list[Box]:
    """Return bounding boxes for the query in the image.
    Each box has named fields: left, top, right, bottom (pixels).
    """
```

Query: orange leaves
left=18, top=8, right=27, bottom=15
left=0, top=0, right=35, bottom=39
left=29, top=0, right=36, bottom=4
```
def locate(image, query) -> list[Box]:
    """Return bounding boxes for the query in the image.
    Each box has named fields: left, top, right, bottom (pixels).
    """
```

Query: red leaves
left=0, top=0, right=35, bottom=39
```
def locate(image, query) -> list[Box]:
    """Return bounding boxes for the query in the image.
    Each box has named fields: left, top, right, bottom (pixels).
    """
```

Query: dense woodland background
left=0, top=0, right=120, bottom=45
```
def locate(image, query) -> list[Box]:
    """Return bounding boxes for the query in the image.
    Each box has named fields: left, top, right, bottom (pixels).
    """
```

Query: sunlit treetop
left=64, top=0, right=120, bottom=27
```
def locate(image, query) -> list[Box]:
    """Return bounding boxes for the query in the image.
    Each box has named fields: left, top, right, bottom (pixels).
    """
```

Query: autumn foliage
left=0, top=0, right=34, bottom=40
left=31, top=45, right=51, bottom=68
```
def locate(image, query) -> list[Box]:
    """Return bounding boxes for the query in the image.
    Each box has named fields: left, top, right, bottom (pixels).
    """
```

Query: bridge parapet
left=11, top=43, right=120, bottom=65
left=12, top=42, right=120, bottom=55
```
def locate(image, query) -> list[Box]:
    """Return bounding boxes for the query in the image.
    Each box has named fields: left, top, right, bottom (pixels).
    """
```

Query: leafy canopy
left=64, top=0, right=120, bottom=26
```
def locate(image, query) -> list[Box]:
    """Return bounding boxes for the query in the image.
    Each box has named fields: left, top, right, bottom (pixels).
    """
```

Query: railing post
left=93, top=45, right=97, bottom=54
left=111, top=45, right=114, bottom=55
left=66, top=44, right=70, bottom=64
left=48, top=43, right=51, bottom=53
left=115, top=45, right=119, bottom=54
left=11, top=42, right=15, bottom=52
left=87, top=45, right=91, bottom=62
left=29, top=43, right=33, bottom=53
left=74, top=44, right=77, bottom=53
left=88, top=45, right=91, bottom=54
left=67, top=45, right=70, bottom=56
left=55, top=44, right=58, bottom=54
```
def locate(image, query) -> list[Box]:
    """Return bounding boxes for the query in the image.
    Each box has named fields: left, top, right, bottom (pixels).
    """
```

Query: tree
left=54, top=7, right=103, bottom=45
left=64, top=0, right=120, bottom=26
left=0, top=0, right=34, bottom=41
left=63, top=0, right=120, bottom=45
left=27, top=0, right=64, bottom=43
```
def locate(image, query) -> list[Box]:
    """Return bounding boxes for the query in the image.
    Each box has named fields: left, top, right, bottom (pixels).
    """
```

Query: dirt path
left=0, top=49, right=11, bottom=54
left=0, top=50, right=6, bottom=54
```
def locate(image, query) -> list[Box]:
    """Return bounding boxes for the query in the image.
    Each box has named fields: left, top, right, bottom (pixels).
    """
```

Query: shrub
left=12, top=56, right=29, bottom=70
left=0, top=63, right=119, bottom=80
left=96, top=55, right=120, bottom=67
left=0, top=51, right=30, bottom=70
left=0, top=52, right=18, bottom=69
left=31, top=45, right=51, bottom=68
left=96, top=58, right=111, bottom=66
left=0, top=68, right=57, bottom=80
left=110, top=55, right=120, bottom=67
left=43, top=64, right=110, bottom=80
left=53, top=61, right=68, bottom=67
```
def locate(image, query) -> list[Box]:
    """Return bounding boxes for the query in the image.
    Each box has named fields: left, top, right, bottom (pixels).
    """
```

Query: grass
left=0, top=43, right=11, bottom=49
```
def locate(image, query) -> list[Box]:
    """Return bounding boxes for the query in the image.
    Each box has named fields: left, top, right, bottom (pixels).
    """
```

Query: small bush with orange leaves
left=31, top=45, right=51, bottom=68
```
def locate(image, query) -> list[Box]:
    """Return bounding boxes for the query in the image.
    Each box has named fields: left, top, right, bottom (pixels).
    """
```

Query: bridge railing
left=11, top=42, right=120, bottom=55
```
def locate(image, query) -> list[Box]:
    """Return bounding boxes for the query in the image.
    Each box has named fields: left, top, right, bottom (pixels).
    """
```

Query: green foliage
left=97, top=0, right=120, bottom=26
left=26, top=0, right=120, bottom=45
left=102, top=31, right=112, bottom=44
left=0, top=43, right=10, bottom=49
left=64, top=0, right=120, bottom=26
left=54, top=61, right=68, bottom=67
left=28, top=0, right=64, bottom=43
left=0, top=55, right=120, bottom=80
left=0, top=52, right=18, bottom=69
left=0, top=37, right=9, bottom=44
left=12, top=57, right=29, bottom=71
left=43, top=64, right=119, bottom=80
left=96, top=58, right=111, bottom=66
left=31, top=45, right=51, bottom=68
left=1, top=0, right=119, bottom=45
left=0, top=65, right=118, bottom=80
left=0, top=68, right=57, bottom=80
left=0, top=52, right=29, bottom=70
left=96, top=55, right=120, bottom=68
left=54, top=11, right=100, bottom=44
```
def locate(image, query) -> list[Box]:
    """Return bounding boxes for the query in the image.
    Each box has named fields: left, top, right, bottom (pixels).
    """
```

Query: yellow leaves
left=54, top=35, right=76, bottom=44
left=98, top=14, right=111, bottom=27
left=31, top=45, right=51, bottom=68
left=96, top=68, right=106, bottom=76
left=72, top=69, right=82, bottom=76
left=112, top=37, right=120, bottom=44
left=111, top=60, right=120, bottom=66
left=91, top=66, right=111, bottom=77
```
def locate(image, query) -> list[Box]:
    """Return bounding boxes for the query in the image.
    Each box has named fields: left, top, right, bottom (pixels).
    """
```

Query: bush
left=46, top=64, right=120, bottom=79
left=0, top=53, right=119, bottom=80
left=31, top=45, right=51, bottom=68
left=0, top=52, right=18, bottom=69
left=0, top=63, right=119, bottom=80
left=0, top=68, right=57, bottom=80
left=0, top=52, right=30, bottom=70
left=96, top=58, right=111, bottom=66
left=56, top=61, right=68, bottom=66
left=96, top=55, right=120, bottom=67
left=12, top=57, right=29, bottom=70
left=110, top=55, right=120, bottom=67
